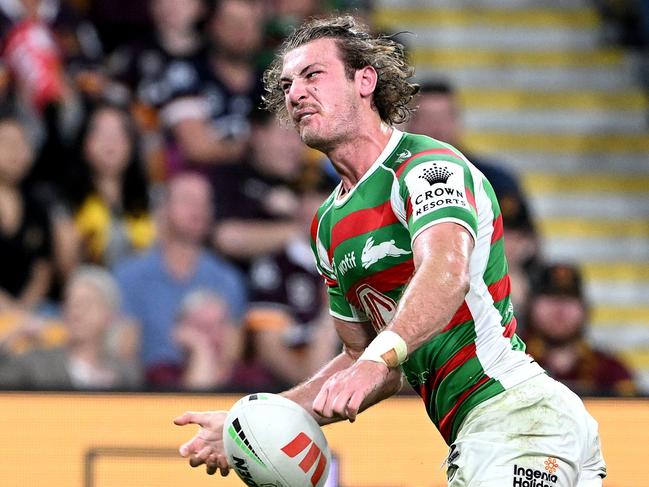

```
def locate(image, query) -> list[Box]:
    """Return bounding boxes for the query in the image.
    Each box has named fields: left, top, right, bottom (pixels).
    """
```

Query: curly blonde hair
left=263, top=15, right=419, bottom=125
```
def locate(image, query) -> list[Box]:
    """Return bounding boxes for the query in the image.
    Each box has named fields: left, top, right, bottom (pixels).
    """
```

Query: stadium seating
left=374, top=0, right=649, bottom=392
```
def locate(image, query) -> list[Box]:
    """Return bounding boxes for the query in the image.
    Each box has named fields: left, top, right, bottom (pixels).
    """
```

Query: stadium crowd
left=0, top=0, right=637, bottom=396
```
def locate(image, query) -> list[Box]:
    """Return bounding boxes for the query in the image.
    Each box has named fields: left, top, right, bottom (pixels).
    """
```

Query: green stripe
left=409, top=205, right=478, bottom=238
left=435, top=357, right=485, bottom=423
left=227, top=425, right=266, bottom=467
left=403, top=320, right=477, bottom=389
left=493, top=296, right=513, bottom=325
left=482, top=238, right=507, bottom=285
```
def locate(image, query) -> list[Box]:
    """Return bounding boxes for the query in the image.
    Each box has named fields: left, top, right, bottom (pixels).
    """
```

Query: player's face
left=281, top=38, right=360, bottom=151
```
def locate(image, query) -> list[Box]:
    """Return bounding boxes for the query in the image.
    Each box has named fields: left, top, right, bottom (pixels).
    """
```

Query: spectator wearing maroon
left=245, top=181, right=340, bottom=388
left=524, top=262, right=636, bottom=397
left=211, top=108, right=307, bottom=269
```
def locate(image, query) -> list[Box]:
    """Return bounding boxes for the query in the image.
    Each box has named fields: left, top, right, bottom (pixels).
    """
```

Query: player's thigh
left=446, top=435, right=579, bottom=487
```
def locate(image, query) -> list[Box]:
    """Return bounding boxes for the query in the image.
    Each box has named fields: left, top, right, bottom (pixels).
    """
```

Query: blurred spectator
left=88, top=0, right=150, bottom=54
left=407, top=80, right=529, bottom=207
left=108, top=0, right=206, bottom=108
left=149, top=289, right=244, bottom=391
left=0, top=0, right=105, bottom=190
left=0, top=0, right=103, bottom=105
left=106, top=0, right=208, bottom=181
left=113, top=172, right=247, bottom=384
left=245, top=182, right=341, bottom=386
left=260, top=0, right=324, bottom=68
left=595, top=0, right=649, bottom=49
left=0, top=115, right=53, bottom=311
left=212, top=109, right=306, bottom=267
left=64, top=103, right=155, bottom=266
left=524, top=262, right=636, bottom=397
left=159, top=0, right=266, bottom=172
left=0, top=265, right=141, bottom=390
left=501, top=192, right=541, bottom=333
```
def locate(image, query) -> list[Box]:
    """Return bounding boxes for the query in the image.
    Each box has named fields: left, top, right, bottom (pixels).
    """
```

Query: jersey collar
left=334, top=128, right=404, bottom=207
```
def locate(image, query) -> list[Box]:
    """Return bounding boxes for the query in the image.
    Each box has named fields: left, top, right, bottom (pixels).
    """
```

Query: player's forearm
left=282, top=351, right=402, bottom=425
left=387, top=254, right=469, bottom=354
left=377, top=225, right=473, bottom=366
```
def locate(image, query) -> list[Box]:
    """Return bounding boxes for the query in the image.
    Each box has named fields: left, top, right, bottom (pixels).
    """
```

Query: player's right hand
left=174, top=410, right=230, bottom=476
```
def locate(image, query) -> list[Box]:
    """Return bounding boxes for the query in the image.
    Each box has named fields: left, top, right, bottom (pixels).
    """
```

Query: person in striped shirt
left=174, top=15, right=606, bottom=486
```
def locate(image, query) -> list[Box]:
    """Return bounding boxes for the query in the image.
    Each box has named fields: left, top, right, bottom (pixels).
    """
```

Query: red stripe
left=322, top=275, right=338, bottom=288
left=491, top=214, right=504, bottom=243
left=345, top=259, right=414, bottom=306
left=330, top=200, right=398, bottom=258
left=418, top=343, right=478, bottom=424
left=406, top=197, right=413, bottom=220
left=432, top=343, right=477, bottom=391
left=439, top=376, right=490, bottom=441
left=281, top=432, right=311, bottom=458
left=310, top=213, right=319, bottom=244
left=487, top=274, right=511, bottom=303
left=441, top=301, right=473, bottom=332
left=310, top=453, right=327, bottom=486
left=298, top=442, right=321, bottom=473
left=502, top=316, right=517, bottom=338
left=465, top=186, right=477, bottom=213
left=395, top=148, right=465, bottom=178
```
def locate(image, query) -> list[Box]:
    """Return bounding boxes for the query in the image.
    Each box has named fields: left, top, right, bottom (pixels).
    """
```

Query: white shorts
left=445, top=373, right=606, bottom=487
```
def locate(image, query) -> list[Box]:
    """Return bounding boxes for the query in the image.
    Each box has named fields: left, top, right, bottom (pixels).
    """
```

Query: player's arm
left=379, top=222, right=473, bottom=365
left=283, top=317, right=403, bottom=425
left=313, top=222, right=473, bottom=422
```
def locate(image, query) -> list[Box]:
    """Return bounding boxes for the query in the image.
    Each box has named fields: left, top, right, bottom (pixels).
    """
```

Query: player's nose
left=288, top=79, right=308, bottom=106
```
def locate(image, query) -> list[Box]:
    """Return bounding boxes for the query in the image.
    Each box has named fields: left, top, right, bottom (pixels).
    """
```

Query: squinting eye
left=281, top=83, right=291, bottom=93
left=306, top=71, right=320, bottom=79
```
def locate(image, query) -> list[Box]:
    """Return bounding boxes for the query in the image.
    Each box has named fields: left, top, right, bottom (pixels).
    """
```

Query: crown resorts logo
left=419, top=164, right=452, bottom=185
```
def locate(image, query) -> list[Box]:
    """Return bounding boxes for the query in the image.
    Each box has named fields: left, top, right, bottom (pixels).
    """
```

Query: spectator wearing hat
left=524, top=262, right=636, bottom=397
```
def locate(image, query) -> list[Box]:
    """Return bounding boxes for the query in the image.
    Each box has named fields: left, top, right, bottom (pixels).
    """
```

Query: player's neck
left=329, top=121, right=393, bottom=191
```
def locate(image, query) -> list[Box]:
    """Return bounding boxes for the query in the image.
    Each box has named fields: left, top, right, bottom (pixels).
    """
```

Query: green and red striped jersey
left=310, top=129, right=543, bottom=444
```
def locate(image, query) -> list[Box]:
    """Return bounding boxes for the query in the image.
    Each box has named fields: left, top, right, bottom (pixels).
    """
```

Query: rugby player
left=175, top=16, right=606, bottom=486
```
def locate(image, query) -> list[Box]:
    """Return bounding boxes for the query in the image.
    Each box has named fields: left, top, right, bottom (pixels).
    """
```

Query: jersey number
left=356, top=284, right=397, bottom=332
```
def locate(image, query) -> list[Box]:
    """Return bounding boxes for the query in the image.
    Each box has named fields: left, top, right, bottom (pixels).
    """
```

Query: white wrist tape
left=358, top=330, right=408, bottom=368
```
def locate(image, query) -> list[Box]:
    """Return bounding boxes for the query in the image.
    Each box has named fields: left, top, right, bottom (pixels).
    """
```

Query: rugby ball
left=223, top=393, right=331, bottom=487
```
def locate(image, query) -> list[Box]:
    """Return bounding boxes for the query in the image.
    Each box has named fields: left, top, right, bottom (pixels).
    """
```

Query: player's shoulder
left=386, top=132, right=471, bottom=178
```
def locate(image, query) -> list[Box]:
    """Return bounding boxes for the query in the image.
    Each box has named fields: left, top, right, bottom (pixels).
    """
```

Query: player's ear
left=357, top=65, right=378, bottom=98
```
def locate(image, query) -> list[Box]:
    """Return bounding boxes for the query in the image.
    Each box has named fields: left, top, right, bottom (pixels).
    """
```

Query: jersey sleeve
left=398, top=156, right=478, bottom=242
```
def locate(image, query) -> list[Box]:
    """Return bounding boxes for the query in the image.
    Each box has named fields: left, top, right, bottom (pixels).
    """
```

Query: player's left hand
left=174, top=410, right=230, bottom=476
left=313, top=360, right=389, bottom=422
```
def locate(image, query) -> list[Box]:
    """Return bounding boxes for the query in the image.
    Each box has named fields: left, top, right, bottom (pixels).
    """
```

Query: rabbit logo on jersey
left=404, top=161, right=468, bottom=220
